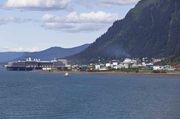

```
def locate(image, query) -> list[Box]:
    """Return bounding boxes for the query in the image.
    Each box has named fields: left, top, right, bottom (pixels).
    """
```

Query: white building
left=105, top=63, right=111, bottom=67
left=153, top=66, right=164, bottom=71
left=112, top=62, right=118, bottom=66
left=42, top=67, right=52, bottom=71
left=152, top=58, right=162, bottom=63
left=95, top=64, right=108, bottom=71
left=123, top=58, right=132, bottom=64
left=122, top=58, right=138, bottom=68
left=153, top=65, right=175, bottom=71
left=117, top=63, right=126, bottom=69
left=95, top=65, right=101, bottom=70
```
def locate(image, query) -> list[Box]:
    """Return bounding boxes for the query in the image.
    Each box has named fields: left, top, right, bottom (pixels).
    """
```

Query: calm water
left=0, top=69, right=180, bottom=119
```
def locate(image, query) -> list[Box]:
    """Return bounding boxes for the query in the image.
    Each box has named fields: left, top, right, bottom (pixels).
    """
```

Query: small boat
left=65, top=72, right=69, bottom=77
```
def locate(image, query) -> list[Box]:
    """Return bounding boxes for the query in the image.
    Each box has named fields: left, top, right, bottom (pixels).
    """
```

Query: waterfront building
left=175, top=66, right=180, bottom=71
left=95, top=64, right=107, bottom=71
left=153, top=66, right=164, bottom=71
left=105, top=63, right=111, bottom=68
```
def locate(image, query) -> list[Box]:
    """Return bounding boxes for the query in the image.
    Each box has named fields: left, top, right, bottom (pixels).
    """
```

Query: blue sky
left=0, top=0, right=139, bottom=52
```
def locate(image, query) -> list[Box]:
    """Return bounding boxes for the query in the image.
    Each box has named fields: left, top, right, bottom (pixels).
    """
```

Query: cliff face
left=69, top=0, right=180, bottom=64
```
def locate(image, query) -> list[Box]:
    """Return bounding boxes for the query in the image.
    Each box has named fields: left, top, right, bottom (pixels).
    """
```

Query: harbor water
left=0, top=69, right=180, bottom=119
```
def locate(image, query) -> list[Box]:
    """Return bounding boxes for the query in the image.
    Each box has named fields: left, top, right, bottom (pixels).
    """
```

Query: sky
left=0, top=0, right=140, bottom=52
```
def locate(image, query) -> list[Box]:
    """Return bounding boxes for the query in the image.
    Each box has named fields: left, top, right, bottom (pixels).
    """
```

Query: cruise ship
left=5, top=58, right=67, bottom=71
left=5, top=61, right=34, bottom=71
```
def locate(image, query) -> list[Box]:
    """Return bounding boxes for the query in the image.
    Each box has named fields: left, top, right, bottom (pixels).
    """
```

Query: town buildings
left=5, top=57, right=179, bottom=73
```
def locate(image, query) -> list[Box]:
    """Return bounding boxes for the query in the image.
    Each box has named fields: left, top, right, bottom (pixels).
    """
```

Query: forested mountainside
left=68, top=0, right=180, bottom=64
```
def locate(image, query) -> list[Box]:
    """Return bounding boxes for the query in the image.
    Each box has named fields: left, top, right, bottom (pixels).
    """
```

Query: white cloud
left=0, top=16, right=33, bottom=25
left=0, top=16, right=16, bottom=25
left=74, top=0, right=99, bottom=9
left=100, top=0, right=140, bottom=5
left=4, top=0, right=70, bottom=10
left=42, top=11, right=119, bottom=32
left=0, top=47, right=40, bottom=52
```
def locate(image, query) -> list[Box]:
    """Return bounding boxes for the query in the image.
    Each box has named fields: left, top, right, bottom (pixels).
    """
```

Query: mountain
left=0, top=44, right=89, bottom=63
left=69, top=0, right=180, bottom=64
left=19, top=44, right=90, bottom=61
left=0, top=52, right=25, bottom=63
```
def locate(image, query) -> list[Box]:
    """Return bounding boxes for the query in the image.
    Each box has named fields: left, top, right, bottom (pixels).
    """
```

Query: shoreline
left=1, top=68, right=180, bottom=76
left=40, top=70, right=180, bottom=76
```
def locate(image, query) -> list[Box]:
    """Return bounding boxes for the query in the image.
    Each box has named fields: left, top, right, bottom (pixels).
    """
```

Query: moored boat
left=65, top=72, right=69, bottom=77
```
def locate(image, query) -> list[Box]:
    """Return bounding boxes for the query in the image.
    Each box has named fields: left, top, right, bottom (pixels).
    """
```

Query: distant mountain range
left=68, top=0, right=180, bottom=64
left=0, top=44, right=89, bottom=63
left=0, top=52, right=26, bottom=63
